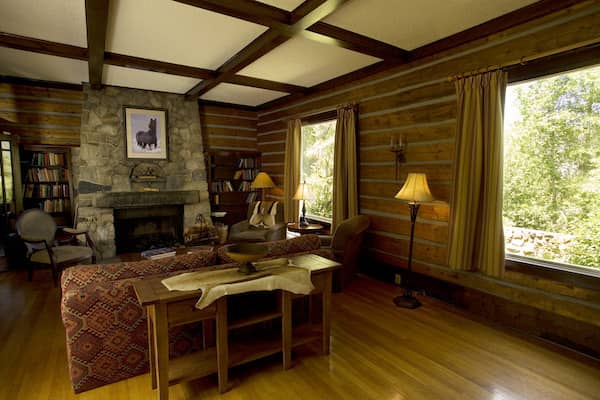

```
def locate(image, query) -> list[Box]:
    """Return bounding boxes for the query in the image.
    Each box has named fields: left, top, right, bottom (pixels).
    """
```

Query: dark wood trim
left=104, top=52, right=216, bottom=79
left=0, top=32, right=88, bottom=60
left=85, top=0, right=109, bottom=89
left=227, top=75, right=307, bottom=94
left=198, top=99, right=259, bottom=113
left=301, top=109, right=337, bottom=125
left=505, top=258, right=600, bottom=291
left=507, top=42, right=600, bottom=83
left=172, top=0, right=289, bottom=27
left=305, top=23, right=407, bottom=60
left=186, top=0, right=348, bottom=98
left=409, top=0, right=587, bottom=61
left=0, top=74, right=84, bottom=91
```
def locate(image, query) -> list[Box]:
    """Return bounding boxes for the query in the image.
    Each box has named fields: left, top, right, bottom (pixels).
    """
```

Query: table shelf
left=168, top=348, right=217, bottom=386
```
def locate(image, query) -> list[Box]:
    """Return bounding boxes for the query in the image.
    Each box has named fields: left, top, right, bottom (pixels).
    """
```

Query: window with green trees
left=301, top=119, right=336, bottom=221
left=503, top=64, right=600, bottom=270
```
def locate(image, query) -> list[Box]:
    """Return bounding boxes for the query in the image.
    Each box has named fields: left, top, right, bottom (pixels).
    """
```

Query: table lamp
left=251, top=172, right=275, bottom=201
left=293, top=182, right=313, bottom=227
left=393, top=173, right=434, bottom=309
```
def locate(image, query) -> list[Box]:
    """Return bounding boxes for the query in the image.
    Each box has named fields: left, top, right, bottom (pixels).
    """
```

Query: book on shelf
left=140, top=247, right=177, bottom=260
left=232, top=169, right=258, bottom=180
left=237, top=158, right=256, bottom=168
left=31, top=152, right=65, bottom=167
left=246, top=191, right=257, bottom=203
left=26, top=168, right=69, bottom=182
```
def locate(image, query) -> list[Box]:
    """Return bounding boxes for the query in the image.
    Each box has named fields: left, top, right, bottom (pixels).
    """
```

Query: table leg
left=152, top=303, right=169, bottom=400
left=216, top=297, right=228, bottom=393
left=321, top=272, right=333, bottom=355
left=282, top=291, right=292, bottom=369
left=147, top=307, right=157, bottom=389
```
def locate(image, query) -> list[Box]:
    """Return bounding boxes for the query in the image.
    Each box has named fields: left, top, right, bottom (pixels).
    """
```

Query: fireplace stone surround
left=75, top=85, right=211, bottom=258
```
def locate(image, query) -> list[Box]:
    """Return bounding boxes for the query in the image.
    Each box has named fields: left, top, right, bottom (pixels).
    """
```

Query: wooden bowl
left=225, top=243, right=268, bottom=274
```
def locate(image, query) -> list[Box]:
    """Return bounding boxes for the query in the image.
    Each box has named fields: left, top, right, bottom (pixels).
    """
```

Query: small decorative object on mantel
left=130, top=163, right=166, bottom=191
left=389, top=134, right=407, bottom=180
left=124, top=106, right=168, bottom=160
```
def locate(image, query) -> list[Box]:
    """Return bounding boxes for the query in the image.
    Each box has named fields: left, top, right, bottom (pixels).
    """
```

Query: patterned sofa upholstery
left=60, top=234, right=328, bottom=393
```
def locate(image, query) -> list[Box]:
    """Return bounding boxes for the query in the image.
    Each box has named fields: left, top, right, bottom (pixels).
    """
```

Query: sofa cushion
left=61, top=251, right=216, bottom=291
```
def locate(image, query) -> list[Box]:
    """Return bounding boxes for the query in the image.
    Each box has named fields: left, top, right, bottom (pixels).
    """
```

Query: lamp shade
left=394, top=173, right=434, bottom=203
left=293, top=182, right=314, bottom=200
left=251, top=172, right=275, bottom=189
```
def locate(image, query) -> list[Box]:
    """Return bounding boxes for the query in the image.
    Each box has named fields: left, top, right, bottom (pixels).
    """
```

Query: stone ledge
left=94, top=190, right=201, bottom=208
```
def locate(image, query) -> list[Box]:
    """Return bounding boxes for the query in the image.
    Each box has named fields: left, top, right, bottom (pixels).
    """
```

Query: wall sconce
left=390, top=134, right=406, bottom=180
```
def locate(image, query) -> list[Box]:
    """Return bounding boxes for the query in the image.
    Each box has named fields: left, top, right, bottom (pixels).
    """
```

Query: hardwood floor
left=1, top=269, right=599, bottom=400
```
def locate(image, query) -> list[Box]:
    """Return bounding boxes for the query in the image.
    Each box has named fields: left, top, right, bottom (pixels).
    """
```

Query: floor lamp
left=393, top=173, right=434, bottom=309
left=251, top=172, right=275, bottom=201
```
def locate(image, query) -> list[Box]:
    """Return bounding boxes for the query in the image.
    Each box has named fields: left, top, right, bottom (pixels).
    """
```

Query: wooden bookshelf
left=206, top=150, right=261, bottom=226
left=20, top=145, right=73, bottom=226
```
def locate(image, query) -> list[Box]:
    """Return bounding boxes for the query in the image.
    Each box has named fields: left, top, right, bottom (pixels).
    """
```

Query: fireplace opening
left=114, top=206, right=183, bottom=254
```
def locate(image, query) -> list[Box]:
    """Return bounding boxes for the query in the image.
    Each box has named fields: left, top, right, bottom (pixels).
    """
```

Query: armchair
left=321, top=215, right=370, bottom=291
left=16, top=209, right=96, bottom=286
left=228, top=201, right=286, bottom=242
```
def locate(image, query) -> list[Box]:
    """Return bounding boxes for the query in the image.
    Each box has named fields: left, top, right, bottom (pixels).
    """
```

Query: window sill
left=505, top=255, right=600, bottom=291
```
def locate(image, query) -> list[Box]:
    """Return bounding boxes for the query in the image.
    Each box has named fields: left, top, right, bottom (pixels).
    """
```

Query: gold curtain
left=448, top=70, right=507, bottom=278
left=283, top=119, right=301, bottom=223
left=332, top=105, right=359, bottom=231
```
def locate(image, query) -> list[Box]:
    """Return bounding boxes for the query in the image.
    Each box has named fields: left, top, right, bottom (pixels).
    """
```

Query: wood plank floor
left=1, top=269, right=599, bottom=400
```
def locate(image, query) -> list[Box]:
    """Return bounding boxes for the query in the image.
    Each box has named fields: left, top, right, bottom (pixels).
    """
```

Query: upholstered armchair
left=320, top=214, right=370, bottom=291
left=228, top=201, right=286, bottom=242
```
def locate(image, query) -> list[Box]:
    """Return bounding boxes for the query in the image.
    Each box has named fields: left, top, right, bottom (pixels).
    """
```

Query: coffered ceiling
left=0, top=0, right=570, bottom=108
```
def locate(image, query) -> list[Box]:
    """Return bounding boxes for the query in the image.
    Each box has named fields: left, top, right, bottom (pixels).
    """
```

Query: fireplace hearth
left=114, top=206, right=183, bottom=254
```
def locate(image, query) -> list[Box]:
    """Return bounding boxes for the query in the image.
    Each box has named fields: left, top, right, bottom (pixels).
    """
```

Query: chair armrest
left=230, top=221, right=250, bottom=235
left=63, top=227, right=88, bottom=235
left=266, top=223, right=286, bottom=241
left=62, top=228, right=97, bottom=262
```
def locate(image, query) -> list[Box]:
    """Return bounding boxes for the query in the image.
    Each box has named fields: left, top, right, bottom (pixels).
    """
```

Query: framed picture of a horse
left=124, top=107, right=168, bottom=160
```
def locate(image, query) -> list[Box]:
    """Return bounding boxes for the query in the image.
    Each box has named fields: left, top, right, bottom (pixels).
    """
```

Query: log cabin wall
left=257, top=1, right=600, bottom=337
left=198, top=103, right=258, bottom=152
left=0, top=82, right=83, bottom=146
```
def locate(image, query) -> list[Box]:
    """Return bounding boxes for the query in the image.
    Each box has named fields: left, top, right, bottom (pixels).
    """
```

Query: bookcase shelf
left=20, top=145, right=73, bottom=226
left=206, top=150, right=261, bottom=226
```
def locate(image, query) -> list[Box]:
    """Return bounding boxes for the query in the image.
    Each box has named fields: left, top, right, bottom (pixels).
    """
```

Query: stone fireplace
left=75, top=85, right=211, bottom=258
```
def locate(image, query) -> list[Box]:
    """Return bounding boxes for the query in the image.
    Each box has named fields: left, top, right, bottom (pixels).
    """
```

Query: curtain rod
left=448, top=39, right=599, bottom=81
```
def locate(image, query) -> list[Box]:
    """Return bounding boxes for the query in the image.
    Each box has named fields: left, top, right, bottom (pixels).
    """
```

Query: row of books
left=237, top=158, right=256, bottom=168
left=26, top=168, right=69, bottom=182
left=213, top=191, right=256, bottom=205
left=24, top=183, right=69, bottom=198
left=211, top=181, right=235, bottom=192
left=42, top=199, right=70, bottom=213
left=232, top=168, right=258, bottom=180
left=141, top=247, right=176, bottom=260
left=30, top=152, right=66, bottom=167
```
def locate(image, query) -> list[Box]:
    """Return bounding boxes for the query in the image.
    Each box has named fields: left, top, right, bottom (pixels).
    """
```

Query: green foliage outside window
left=503, top=65, right=600, bottom=269
left=301, top=120, right=335, bottom=220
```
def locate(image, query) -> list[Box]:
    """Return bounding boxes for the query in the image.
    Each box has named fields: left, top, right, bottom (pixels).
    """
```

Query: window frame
left=299, top=110, right=337, bottom=223
left=503, top=44, right=600, bottom=282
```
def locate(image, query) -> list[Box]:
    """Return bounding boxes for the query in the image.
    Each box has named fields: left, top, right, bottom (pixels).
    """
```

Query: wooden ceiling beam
left=0, top=32, right=88, bottom=60
left=85, top=0, right=109, bottom=89
left=104, top=52, right=216, bottom=80
left=172, top=0, right=289, bottom=27
left=186, top=0, right=348, bottom=99
left=304, top=23, right=408, bottom=60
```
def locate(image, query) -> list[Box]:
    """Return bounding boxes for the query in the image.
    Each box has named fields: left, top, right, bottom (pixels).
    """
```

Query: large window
left=503, top=64, right=600, bottom=271
left=300, top=119, right=336, bottom=221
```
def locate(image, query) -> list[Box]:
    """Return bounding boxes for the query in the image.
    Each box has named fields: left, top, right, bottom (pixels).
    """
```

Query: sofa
left=60, top=234, right=331, bottom=393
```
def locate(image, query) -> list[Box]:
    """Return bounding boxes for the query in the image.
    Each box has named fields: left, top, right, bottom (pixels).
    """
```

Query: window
left=0, top=139, right=14, bottom=204
left=300, top=119, right=336, bottom=222
left=503, top=64, right=600, bottom=271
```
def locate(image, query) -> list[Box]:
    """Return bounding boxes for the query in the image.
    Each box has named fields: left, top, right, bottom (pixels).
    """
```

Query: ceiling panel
left=103, top=65, right=200, bottom=94
left=239, top=37, right=380, bottom=87
left=255, top=0, right=305, bottom=11
left=0, top=47, right=88, bottom=84
left=323, top=0, right=538, bottom=50
left=106, top=0, right=268, bottom=70
left=200, top=83, right=288, bottom=107
left=0, top=0, right=87, bottom=47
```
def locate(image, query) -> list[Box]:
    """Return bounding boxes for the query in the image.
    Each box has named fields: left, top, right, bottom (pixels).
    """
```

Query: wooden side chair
left=16, top=209, right=96, bottom=286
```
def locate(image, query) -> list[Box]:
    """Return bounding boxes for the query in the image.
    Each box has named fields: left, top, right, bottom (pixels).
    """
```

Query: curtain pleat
left=448, top=71, right=507, bottom=278
left=283, top=119, right=301, bottom=223
left=332, top=105, right=359, bottom=231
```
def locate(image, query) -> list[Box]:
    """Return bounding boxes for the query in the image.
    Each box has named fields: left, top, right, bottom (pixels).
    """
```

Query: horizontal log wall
left=0, top=83, right=83, bottom=146
left=198, top=103, right=258, bottom=152
left=257, top=2, right=600, bottom=328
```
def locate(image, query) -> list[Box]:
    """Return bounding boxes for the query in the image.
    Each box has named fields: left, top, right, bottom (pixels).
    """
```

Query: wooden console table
left=133, top=254, right=341, bottom=400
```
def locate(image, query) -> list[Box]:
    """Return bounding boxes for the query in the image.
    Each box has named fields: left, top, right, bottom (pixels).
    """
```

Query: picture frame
left=123, top=106, right=168, bottom=160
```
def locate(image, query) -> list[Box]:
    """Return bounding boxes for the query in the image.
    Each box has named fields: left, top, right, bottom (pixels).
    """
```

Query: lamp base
left=393, top=294, right=421, bottom=309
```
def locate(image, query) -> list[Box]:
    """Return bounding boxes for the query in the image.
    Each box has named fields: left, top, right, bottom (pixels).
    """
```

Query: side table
left=287, top=222, right=324, bottom=235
